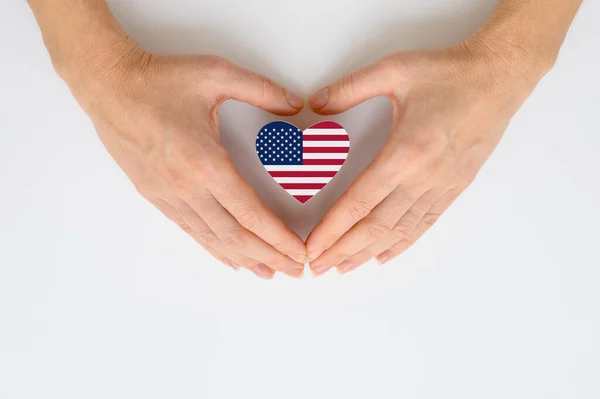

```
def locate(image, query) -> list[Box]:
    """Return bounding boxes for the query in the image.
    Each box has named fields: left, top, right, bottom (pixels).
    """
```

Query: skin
left=28, top=0, right=582, bottom=279
left=27, top=0, right=308, bottom=279
left=306, top=0, right=583, bottom=276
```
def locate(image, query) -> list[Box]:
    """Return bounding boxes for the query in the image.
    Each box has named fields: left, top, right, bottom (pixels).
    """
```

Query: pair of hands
left=64, top=34, right=546, bottom=279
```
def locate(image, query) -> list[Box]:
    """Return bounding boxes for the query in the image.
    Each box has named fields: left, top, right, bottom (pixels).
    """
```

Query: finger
left=309, top=187, right=422, bottom=276
left=336, top=189, right=443, bottom=272
left=148, top=198, right=242, bottom=271
left=376, top=188, right=461, bottom=264
left=308, top=58, right=400, bottom=115
left=182, top=193, right=305, bottom=274
left=311, top=189, right=441, bottom=276
left=305, top=149, right=405, bottom=261
left=204, top=246, right=240, bottom=271
left=218, top=59, right=304, bottom=116
left=207, top=155, right=307, bottom=263
left=174, top=200, right=279, bottom=279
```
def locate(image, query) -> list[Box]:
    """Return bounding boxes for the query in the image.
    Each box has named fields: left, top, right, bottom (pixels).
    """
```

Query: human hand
left=306, top=36, right=555, bottom=276
left=61, top=38, right=307, bottom=279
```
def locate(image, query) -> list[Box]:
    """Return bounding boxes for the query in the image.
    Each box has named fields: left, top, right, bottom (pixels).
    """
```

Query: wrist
left=56, top=31, right=151, bottom=107
left=447, top=27, right=558, bottom=106
left=462, top=0, right=579, bottom=86
left=51, top=25, right=144, bottom=88
left=465, top=29, right=557, bottom=83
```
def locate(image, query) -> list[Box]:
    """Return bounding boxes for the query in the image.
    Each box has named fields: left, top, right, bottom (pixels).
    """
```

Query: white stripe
left=303, top=153, right=348, bottom=159
left=303, top=129, right=348, bottom=136
left=286, top=189, right=320, bottom=196
left=303, top=141, right=350, bottom=147
left=274, top=177, right=332, bottom=184
left=265, top=165, right=342, bottom=171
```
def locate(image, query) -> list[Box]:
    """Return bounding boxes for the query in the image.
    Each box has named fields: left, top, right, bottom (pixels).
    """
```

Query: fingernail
left=283, top=267, right=304, bottom=279
left=376, top=250, right=394, bottom=265
left=311, top=264, right=333, bottom=277
left=224, top=259, right=240, bottom=270
left=309, top=88, right=329, bottom=110
left=253, top=263, right=275, bottom=279
left=289, top=253, right=307, bottom=264
left=307, top=249, right=324, bottom=262
left=286, top=90, right=305, bottom=109
left=337, top=260, right=359, bottom=275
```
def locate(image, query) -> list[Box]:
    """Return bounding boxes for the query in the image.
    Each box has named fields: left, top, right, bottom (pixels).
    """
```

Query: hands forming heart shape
left=38, top=0, right=576, bottom=279
left=65, top=44, right=543, bottom=280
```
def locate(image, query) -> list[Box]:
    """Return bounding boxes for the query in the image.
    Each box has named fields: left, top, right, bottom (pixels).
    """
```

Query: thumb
left=309, top=59, right=397, bottom=115
left=218, top=60, right=304, bottom=116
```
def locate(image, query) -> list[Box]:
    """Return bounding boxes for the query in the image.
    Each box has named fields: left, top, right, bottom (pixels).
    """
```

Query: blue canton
left=256, top=121, right=303, bottom=165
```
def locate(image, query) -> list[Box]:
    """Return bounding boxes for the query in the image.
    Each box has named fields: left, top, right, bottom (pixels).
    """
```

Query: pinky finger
left=203, top=246, right=240, bottom=271
left=376, top=189, right=461, bottom=264
left=203, top=247, right=274, bottom=280
left=174, top=200, right=277, bottom=280
left=149, top=198, right=240, bottom=272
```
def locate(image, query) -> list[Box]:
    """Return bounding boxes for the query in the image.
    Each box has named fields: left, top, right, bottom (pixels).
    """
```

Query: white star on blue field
left=256, top=121, right=303, bottom=166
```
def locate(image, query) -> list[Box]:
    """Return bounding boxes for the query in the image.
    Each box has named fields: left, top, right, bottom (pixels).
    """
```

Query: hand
left=62, top=37, right=307, bottom=279
left=306, top=37, right=553, bottom=276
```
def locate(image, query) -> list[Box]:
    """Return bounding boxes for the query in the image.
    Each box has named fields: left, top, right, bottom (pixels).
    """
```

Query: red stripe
left=303, top=147, right=349, bottom=153
left=308, top=121, right=343, bottom=129
left=303, top=159, right=345, bottom=165
left=293, top=195, right=313, bottom=204
left=269, top=171, right=337, bottom=177
left=280, top=183, right=326, bottom=189
left=302, top=135, right=349, bottom=141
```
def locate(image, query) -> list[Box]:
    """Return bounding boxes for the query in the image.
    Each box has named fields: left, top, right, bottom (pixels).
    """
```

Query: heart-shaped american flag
left=256, top=121, right=350, bottom=203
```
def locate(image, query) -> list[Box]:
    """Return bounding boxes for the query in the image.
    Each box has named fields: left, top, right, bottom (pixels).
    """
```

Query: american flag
left=256, top=121, right=350, bottom=204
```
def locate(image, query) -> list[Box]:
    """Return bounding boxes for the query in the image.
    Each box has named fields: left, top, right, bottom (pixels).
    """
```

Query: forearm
left=469, top=0, right=582, bottom=77
left=27, top=0, right=136, bottom=83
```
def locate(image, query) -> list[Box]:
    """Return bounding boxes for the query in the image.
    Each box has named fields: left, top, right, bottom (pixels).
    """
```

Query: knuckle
left=347, top=198, right=373, bottom=222
left=404, top=134, right=448, bottom=163
left=164, top=149, right=218, bottom=196
left=367, top=154, right=401, bottom=186
left=260, top=76, right=275, bottom=99
left=196, top=207, right=214, bottom=222
left=422, top=213, right=441, bottom=227
left=392, top=220, right=413, bottom=238
left=201, top=55, right=230, bottom=78
left=163, top=157, right=184, bottom=182
left=235, top=208, right=260, bottom=230
left=402, top=208, right=424, bottom=226
left=324, top=231, right=343, bottom=244
left=425, top=160, right=448, bottom=181
left=164, top=155, right=196, bottom=187
left=364, top=218, right=392, bottom=240
left=340, top=73, right=357, bottom=100
left=197, top=228, right=219, bottom=247
left=378, top=57, right=400, bottom=79
left=170, top=177, right=194, bottom=198
left=177, top=147, right=204, bottom=172
left=222, top=230, right=246, bottom=249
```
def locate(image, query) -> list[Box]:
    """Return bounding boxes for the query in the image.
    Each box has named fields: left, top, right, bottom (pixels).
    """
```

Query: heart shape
left=256, top=121, right=350, bottom=204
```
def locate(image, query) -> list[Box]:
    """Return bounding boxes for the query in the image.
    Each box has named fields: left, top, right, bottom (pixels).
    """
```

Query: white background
left=1, top=0, right=599, bottom=398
